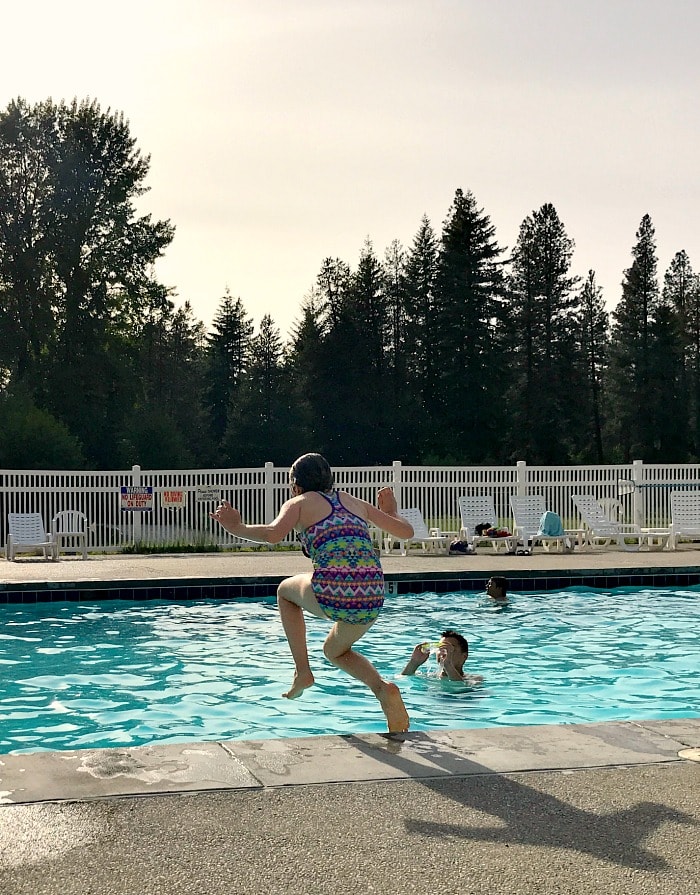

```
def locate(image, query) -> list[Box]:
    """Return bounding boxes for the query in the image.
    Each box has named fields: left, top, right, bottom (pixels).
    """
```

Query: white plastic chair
left=667, top=492, right=700, bottom=550
left=598, top=498, right=625, bottom=523
left=458, top=496, right=516, bottom=553
left=52, top=510, right=89, bottom=559
left=383, top=508, right=451, bottom=556
left=571, top=494, right=649, bottom=551
left=509, top=495, right=583, bottom=552
left=6, top=513, right=58, bottom=561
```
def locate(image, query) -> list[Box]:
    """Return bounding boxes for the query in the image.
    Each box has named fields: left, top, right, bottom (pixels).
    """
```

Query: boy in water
left=211, top=453, right=414, bottom=733
left=486, top=576, right=508, bottom=602
left=401, top=629, right=482, bottom=683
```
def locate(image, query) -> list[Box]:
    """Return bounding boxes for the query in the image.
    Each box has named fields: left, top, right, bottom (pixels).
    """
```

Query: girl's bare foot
left=283, top=670, right=315, bottom=699
left=377, top=681, right=410, bottom=732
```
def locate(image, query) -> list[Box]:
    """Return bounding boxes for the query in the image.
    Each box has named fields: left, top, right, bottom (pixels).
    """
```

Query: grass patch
left=119, top=542, right=302, bottom=555
left=120, top=541, right=221, bottom=555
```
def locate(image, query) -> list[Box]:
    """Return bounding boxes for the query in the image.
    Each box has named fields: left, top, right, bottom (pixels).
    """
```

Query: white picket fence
left=2, top=460, right=700, bottom=551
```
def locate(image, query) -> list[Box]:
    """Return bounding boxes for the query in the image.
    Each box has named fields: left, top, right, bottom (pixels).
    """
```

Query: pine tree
left=575, top=271, right=609, bottom=462
left=383, top=237, right=425, bottom=459
left=223, top=315, right=296, bottom=465
left=663, top=250, right=700, bottom=456
left=505, top=203, right=580, bottom=463
left=646, top=303, right=686, bottom=460
left=285, top=292, right=326, bottom=456
left=308, top=258, right=356, bottom=460
left=323, top=241, right=392, bottom=462
left=383, top=238, right=407, bottom=386
left=607, top=214, right=664, bottom=459
left=315, top=257, right=351, bottom=328
left=205, top=290, right=253, bottom=441
left=124, top=300, right=212, bottom=467
left=403, top=215, right=439, bottom=401
left=351, top=239, right=388, bottom=378
left=428, top=189, right=506, bottom=462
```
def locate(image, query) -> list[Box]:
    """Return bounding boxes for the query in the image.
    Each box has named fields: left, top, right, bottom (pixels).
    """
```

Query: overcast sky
left=3, top=0, right=699, bottom=337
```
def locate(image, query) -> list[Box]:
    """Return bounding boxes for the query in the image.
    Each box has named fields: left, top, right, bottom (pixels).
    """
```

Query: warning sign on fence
left=120, top=486, right=154, bottom=511
left=162, top=489, right=187, bottom=508
left=196, top=486, right=221, bottom=503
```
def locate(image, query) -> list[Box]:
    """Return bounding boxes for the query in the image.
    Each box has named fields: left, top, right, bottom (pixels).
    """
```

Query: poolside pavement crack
left=217, top=741, right=266, bottom=788
left=628, top=719, right=700, bottom=749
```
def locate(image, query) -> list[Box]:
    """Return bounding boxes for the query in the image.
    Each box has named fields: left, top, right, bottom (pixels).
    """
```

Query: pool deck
left=1, top=549, right=699, bottom=893
left=5, top=541, right=700, bottom=585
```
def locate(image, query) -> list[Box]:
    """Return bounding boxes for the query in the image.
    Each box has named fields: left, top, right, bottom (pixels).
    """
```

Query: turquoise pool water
left=1, top=586, right=698, bottom=754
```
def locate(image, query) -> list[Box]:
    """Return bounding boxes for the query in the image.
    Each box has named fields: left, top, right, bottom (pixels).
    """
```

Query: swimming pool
left=0, top=586, right=698, bottom=754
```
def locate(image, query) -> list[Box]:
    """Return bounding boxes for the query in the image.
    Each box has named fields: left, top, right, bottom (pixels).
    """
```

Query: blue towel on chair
left=537, top=511, right=565, bottom=537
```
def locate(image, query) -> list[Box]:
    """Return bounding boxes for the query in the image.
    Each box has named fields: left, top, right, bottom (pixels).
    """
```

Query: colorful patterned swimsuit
left=298, top=491, right=385, bottom=625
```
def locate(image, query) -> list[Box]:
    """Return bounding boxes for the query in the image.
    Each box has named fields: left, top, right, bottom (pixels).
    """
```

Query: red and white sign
left=162, top=489, right=187, bottom=508
left=120, top=486, right=154, bottom=511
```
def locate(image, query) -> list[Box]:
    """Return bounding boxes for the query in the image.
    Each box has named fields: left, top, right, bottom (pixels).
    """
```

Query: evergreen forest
left=1, top=98, right=699, bottom=470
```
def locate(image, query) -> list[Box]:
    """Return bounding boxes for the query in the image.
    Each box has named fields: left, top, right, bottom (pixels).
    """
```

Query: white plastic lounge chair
left=598, top=498, right=625, bottom=523
left=571, top=494, right=649, bottom=551
left=384, top=507, right=451, bottom=556
left=52, top=510, right=89, bottom=559
left=6, top=513, right=58, bottom=561
left=458, top=496, right=516, bottom=554
left=509, top=495, right=583, bottom=553
left=668, top=492, right=700, bottom=550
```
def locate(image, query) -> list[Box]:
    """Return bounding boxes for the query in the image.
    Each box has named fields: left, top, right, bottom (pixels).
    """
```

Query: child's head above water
left=486, top=576, right=508, bottom=601
left=439, top=629, right=469, bottom=662
left=289, top=453, right=334, bottom=494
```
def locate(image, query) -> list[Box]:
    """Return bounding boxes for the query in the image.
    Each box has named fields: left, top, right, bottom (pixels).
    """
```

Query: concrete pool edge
left=3, top=562, right=700, bottom=602
left=1, top=717, right=699, bottom=805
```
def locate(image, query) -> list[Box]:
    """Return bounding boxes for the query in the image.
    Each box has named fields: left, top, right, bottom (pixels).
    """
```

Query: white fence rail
left=2, top=460, right=700, bottom=552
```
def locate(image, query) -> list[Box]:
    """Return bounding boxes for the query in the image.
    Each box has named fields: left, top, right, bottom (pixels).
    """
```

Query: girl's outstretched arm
left=210, top=499, right=301, bottom=544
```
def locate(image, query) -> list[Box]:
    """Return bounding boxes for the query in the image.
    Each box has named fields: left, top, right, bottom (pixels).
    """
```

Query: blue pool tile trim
left=1, top=568, right=700, bottom=603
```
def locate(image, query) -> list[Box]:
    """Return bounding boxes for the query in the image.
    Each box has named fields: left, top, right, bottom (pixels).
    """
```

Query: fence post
left=131, top=464, right=142, bottom=544
left=516, top=460, right=527, bottom=497
left=392, top=460, right=403, bottom=507
left=264, top=462, right=274, bottom=522
left=632, top=459, right=644, bottom=529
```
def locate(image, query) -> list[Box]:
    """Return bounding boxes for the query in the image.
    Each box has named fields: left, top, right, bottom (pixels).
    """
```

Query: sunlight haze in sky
left=3, top=0, right=699, bottom=337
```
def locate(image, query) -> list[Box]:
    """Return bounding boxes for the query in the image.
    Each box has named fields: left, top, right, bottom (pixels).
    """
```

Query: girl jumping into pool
left=210, top=453, right=414, bottom=733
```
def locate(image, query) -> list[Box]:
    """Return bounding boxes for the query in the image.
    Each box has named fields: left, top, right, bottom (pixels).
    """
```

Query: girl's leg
left=277, top=574, right=325, bottom=699
left=323, top=621, right=410, bottom=733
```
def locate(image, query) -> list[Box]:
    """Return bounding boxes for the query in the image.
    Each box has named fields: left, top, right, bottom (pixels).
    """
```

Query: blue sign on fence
left=120, top=486, right=154, bottom=511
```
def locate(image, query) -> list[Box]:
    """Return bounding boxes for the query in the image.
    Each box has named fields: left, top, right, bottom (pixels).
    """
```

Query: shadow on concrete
left=346, top=733, right=697, bottom=872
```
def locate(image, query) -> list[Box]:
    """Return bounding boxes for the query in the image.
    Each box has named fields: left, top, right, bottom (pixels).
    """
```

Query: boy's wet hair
left=442, top=629, right=469, bottom=659
left=289, top=453, right=334, bottom=493
left=490, top=576, right=508, bottom=596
